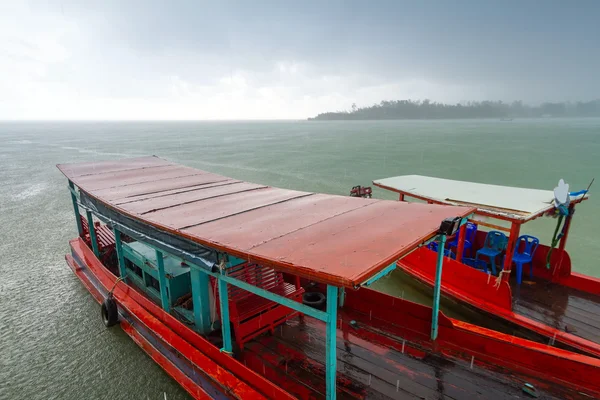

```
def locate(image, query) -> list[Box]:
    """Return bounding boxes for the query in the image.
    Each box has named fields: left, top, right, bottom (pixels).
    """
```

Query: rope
left=494, top=270, right=511, bottom=289
left=108, top=276, right=125, bottom=297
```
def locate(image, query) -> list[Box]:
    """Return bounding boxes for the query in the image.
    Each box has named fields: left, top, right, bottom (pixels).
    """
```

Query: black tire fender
left=101, top=296, right=119, bottom=327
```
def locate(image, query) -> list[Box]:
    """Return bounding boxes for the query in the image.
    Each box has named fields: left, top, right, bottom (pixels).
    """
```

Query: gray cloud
left=2, top=0, right=599, bottom=119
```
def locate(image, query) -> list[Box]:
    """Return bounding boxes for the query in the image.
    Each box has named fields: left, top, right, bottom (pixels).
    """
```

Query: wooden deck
left=240, top=311, right=573, bottom=399
left=512, top=278, right=600, bottom=346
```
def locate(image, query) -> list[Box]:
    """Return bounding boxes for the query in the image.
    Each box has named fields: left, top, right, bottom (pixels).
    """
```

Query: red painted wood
left=122, top=319, right=214, bottom=400
left=558, top=272, right=600, bottom=294
left=70, top=238, right=294, bottom=400
left=68, top=238, right=600, bottom=399
left=455, top=223, right=466, bottom=262
left=121, top=182, right=266, bottom=215
left=344, top=287, right=600, bottom=398
left=399, top=247, right=513, bottom=310
left=66, top=255, right=213, bottom=400
left=58, top=157, right=474, bottom=288
left=211, top=263, right=304, bottom=348
left=187, top=194, right=367, bottom=251
left=57, top=156, right=171, bottom=178
left=95, top=173, right=232, bottom=201
left=502, top=222, right=520, bottom=281
left=113, top=180, right=241, bottom=205
left=397, top=246, right=600, bottom=358
left=74, top=165, right=202, bottom=191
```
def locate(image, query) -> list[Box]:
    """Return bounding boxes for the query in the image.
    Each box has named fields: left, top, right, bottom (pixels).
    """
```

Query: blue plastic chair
left=475, top=231, right=507, bottom=275
left=447, top=222, right=478, bottom=257
left=511, top=235, right=540, bottom=284
left=462, top=257, right=490, bottom=274
left=427, top=242, right=456, bottom=259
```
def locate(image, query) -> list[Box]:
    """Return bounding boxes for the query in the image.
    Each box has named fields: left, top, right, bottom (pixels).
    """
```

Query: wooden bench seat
left=214, top=262, right=304, bottom=349
left=80, top=216, right=116, bottom=251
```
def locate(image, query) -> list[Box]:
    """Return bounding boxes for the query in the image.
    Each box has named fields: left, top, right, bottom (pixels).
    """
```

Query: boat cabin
left=57, top=158, right=600, bottom=399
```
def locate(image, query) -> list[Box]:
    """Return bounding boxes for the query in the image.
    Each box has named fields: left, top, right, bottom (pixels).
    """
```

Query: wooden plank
left=57, top=156, right=171, bottom=178
left=93, top=173, right=232, bottom=201
left=121, top=182, right=267, bottom=215
left=512, top=280, right=600, bottom=344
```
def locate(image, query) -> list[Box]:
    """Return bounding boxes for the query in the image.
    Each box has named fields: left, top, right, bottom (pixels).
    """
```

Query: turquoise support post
left=155, top=249, right=171, bottom=313
left=190, top=267, right=212, bottom=334
left=68, top=181, right=83, bottom=237
left=113, top=228, right=127, bottom=279
left=86, top=210, right=100, bottom=257
left=431, top=234, right=446, bottom=340
left=325, top=285, right=338, bottom=400
left=218, top=277, right=233, bottom=355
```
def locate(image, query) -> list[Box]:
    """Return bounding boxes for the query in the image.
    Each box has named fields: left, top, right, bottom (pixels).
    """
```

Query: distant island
left=308, top=99, right=600, bottom=120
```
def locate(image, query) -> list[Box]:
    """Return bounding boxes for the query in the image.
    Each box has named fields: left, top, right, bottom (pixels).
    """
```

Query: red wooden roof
left=58, top=156, right=473, bottom=288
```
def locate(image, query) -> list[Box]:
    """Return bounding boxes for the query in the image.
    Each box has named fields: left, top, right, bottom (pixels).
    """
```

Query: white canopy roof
left=373, top=175, right=587, bottom=222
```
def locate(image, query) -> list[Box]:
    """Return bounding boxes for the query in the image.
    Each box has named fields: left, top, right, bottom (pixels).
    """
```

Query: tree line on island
left=308, top=99, right=600, bottom=120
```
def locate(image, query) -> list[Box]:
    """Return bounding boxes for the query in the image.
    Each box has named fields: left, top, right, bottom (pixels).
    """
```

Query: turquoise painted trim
left=362, top=263, right=396, bottom=287
left=226, top=255, right=246, bottom=268
left=190, top=268, right=212, bottom=334
left=192, top=264, right=329, bottom=322
left=155, top=250, right=171, bottom=313
left=217, top=277, right=233, bottom=354
left=460, top=215, right=472, bottom=226
left=431, top=234, right=446, bottom=340
left=325, top=285, right=338, bottom=400
left=86, top=210, right=100, bottom=257
left=113, top=228, right=128, bottom=279
left=122, top=244, right=147, bottom=270
left=68, top=181, right=83, bottom=237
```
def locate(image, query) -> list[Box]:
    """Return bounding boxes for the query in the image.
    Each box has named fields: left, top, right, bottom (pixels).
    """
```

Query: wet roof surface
left=58, top=156, right=473, bottom=287
left=374, top=175, right=587, bottom=222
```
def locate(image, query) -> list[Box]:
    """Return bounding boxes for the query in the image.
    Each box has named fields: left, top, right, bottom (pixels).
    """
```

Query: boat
left=373, top=174, right=600, bottom=358
left=58, top=156, right=600, bottom=399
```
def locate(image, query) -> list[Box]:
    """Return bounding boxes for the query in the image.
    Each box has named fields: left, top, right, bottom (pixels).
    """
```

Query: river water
left=1, top=119, right=599, bottom=399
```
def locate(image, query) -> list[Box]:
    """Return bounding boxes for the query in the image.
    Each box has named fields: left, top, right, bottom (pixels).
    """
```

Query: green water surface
left=1, top=119, right=599, bottom=399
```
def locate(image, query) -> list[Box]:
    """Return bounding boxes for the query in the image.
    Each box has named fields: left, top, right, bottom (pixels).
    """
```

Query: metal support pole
left=558, top=204, right=575, bottom=251
left=502, top=222, right=521, bottom=282
left=218, top=277, right=233, bottom=355
left=326, top=285, right=338, bottom=400
left=190, top=267, right=212, bottom=334
left=86, top=210, right=100, bottom=257
left=455, top=223, right=467, bottom=261
left=155, top=250, right=171, bottom=313
left=69, top=181, right=83, bottom=237
left=338, top=287, right=345, bottom=308
left=113, top=228, right=127, bottom=279
left=431, top=234, right=446, bottom=341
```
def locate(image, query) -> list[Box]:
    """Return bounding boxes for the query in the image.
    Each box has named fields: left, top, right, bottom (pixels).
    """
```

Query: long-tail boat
left=373, top=175, right=600, bottom=359
left=59, top=157, right=600, bottom=399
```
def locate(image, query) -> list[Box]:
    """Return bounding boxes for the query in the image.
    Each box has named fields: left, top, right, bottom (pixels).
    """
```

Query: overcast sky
left=1, top=1, right=599, bottom=120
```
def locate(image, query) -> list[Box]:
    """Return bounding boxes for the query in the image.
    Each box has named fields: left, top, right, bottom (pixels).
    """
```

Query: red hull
left=398, top=246, right=600, bottom=358
left=67, top=237, right=600, bottom=399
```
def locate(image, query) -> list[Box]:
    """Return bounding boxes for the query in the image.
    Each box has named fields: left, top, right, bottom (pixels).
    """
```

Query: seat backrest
left=225, top=263, right=285, bottom=303
left=515, top=235, right=540, bottom=257
left=465, top=222, right=478, bottom=242
left=485, top=230, right=507, bottom=251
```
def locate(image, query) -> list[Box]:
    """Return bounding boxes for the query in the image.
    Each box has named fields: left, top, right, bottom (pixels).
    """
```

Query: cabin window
left=125, top=259, right=143, bottom=278
left=145, top=274, right=160, bottom=292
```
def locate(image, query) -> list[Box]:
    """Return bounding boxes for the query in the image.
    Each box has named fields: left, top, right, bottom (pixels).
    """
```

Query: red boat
left=58, top=157, right=600, bottom=399
left=373, top=174, right=600, bottom=358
